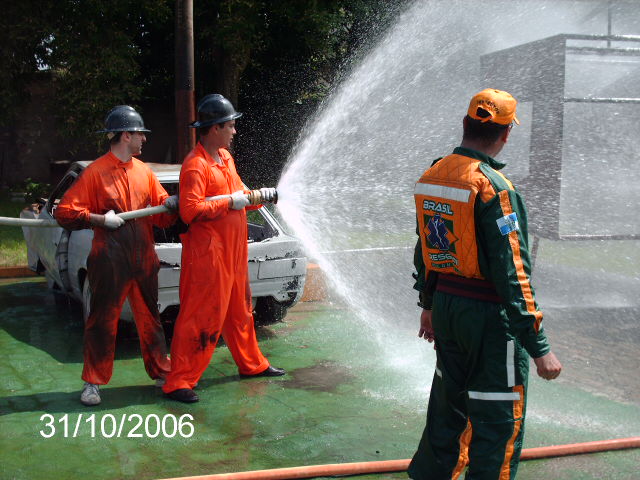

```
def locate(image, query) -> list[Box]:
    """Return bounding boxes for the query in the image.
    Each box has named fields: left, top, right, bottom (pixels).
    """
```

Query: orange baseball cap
left=467, top=88, right=520, bottom=126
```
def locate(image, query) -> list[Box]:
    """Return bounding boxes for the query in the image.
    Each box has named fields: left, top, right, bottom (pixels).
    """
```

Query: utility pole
left=175, top=0, right=195, bottom=163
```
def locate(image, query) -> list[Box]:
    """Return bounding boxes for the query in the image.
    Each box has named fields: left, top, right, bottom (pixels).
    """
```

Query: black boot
left=165, top=388, right=199, bottom=403
left=240, top=365, right=286, bottom=378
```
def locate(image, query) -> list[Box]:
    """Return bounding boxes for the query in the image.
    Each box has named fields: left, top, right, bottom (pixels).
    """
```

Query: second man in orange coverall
left=56, top=105, right=178, bottom=406
left=163, top=94, right=284, bottom=403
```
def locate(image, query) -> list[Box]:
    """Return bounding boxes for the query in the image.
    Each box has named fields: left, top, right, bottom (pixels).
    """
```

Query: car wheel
left=82, top=279, right=91, bottom=324
left=253, top=297, right=288, bottom=325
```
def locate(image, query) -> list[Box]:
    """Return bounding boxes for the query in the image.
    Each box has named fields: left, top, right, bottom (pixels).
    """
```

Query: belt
left=436, top=273, right=503, bottom=303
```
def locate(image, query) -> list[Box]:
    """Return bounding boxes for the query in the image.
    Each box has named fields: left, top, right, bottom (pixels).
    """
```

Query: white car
left=20, top=161, right=307, bottom=324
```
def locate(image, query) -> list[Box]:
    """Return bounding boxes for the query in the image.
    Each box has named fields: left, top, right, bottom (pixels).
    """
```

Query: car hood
left=155, top=234, right=304, bottom=267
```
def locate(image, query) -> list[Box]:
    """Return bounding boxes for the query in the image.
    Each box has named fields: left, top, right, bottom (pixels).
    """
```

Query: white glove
left=103, top=210, right=125, bottom=230
left=230, top=190, right=249, bottom=210
left=259, top=187, right=277, bottom=203
left=164, top=195, right=179, bottom=212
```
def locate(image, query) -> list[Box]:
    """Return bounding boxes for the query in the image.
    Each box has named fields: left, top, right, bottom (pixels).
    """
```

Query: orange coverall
left=55, top=152, right=174, bottom=385
left=163, top=143, right=269, bottom=393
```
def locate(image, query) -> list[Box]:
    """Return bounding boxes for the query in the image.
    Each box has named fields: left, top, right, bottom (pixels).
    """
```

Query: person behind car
left=162, top=94, right=283, bottom=403
left=55, top=105, right=178, bottom=406
left=408, top=89, right=562, bottom=479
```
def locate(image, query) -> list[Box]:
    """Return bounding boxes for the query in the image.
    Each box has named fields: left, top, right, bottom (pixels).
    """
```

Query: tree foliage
left=0, top=1, right=55, bottom=125
left=3, top=0, right=407, bottom=165
left=2, top=0, right=172, bottom=154
left=48, top=1, right=172, bottom=151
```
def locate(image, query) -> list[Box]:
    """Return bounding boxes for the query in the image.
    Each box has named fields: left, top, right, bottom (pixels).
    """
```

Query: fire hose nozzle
left=247, top=189, right=278, bottom=205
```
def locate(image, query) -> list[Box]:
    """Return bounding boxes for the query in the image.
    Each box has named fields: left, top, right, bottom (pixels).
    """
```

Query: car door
left=38, top=169, right=81, bottom=290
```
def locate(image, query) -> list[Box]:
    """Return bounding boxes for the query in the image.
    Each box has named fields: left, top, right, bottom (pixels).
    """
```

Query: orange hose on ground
left=160, top=437, right=640, bottom=480
left=519, top=436, right=640, bottom=460
left=165, top=459, right=408, bottom=480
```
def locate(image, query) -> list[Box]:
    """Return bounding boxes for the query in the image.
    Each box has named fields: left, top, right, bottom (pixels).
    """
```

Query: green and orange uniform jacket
left=413, top=146, right=549, bottom=358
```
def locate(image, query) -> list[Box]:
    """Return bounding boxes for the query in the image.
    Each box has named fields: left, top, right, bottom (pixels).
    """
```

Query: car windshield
left=46, top=170, right=80, bottom=216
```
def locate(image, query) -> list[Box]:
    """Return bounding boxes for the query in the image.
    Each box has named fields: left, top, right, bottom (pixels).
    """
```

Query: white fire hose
left=0, top=191, right=275, bottom=228
left=118, top=194, right=232, bottom=221
left=0, top=217, right=60, bottom=228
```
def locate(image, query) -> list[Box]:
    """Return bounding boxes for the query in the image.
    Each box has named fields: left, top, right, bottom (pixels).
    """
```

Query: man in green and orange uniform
left=163, top=94, right=284, bottom=404
left=56, top=105, right=177, bottom=406
left=409, top=89, right=562, bottom=479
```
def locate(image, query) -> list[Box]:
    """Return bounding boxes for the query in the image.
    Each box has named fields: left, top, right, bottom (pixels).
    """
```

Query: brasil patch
left=496, top=212, right=519, bottom=235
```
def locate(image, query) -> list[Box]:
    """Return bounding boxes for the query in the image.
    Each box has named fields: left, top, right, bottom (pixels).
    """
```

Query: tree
left=48, top=0, right=173, bottom=153
left=2, top=0, right=172, bottom=156
left=2, top=0, right=407, bottom=172
left=202, top=0, right=409, bottom=186
left=0, top=1, right=55, bottom=127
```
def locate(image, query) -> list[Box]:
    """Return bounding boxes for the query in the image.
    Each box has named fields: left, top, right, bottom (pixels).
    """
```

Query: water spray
left=0, top=189, right=278, bottom=227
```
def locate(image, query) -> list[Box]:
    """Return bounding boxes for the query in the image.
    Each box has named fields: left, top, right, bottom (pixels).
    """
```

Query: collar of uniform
left=106, top=151, right=135, bottom=169
left=452, top=146, right=506, bottom=171
left=196, top=142, right=228, bottom=169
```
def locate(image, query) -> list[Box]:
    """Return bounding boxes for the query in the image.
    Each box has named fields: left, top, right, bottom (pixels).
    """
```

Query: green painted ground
left=1, top=279, right=639, bottom=480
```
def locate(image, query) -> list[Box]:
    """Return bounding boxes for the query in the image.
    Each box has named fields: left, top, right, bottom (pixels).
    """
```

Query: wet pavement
left=1, top=277, right=639, bottom=480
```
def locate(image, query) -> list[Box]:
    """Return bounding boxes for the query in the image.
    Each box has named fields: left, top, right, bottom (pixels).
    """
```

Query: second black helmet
left=189, top=94, right=242, bottom=128
left=96, top=105, right=151, bottom=133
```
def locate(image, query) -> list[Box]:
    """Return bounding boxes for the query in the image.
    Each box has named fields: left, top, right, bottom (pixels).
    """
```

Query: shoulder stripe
left=479, top=162, right=514, bottom=193
left=414, top=183, right=471, bottom=202
left=498, top=190, right=543, bottom=332
left=494, top=170, right=514, bottom=190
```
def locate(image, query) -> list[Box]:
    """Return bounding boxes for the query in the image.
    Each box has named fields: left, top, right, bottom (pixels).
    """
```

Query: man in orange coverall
left=163, top=94, right=284, bottom=403
left=56, top=105, right=177, bottom=406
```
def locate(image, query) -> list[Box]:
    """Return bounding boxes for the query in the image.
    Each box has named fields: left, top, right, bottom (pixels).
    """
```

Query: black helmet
left=189, top=94, right=242, bottom=128
left=96, top=105, right=151, bottom=133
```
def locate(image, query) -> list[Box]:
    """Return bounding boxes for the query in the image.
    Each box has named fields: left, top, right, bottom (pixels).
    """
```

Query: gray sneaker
left=80, top=382, right=101, bottom=406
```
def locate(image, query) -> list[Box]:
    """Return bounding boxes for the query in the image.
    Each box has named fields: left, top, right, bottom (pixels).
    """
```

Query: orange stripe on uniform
left=498, top=190, right=543, bottom=332
left=451, top=419, right=472, bottom=479
left=499, top=385, right=525, bottom=479
left=494, top=170, right=515, bottom=191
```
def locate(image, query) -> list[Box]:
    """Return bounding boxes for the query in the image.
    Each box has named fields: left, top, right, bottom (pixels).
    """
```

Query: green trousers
left=408, top=291, right=530, bottom=480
